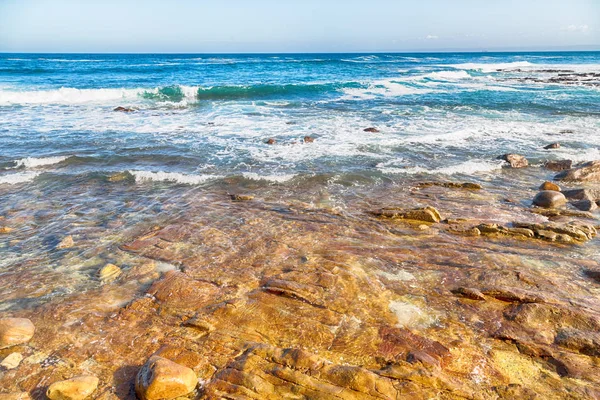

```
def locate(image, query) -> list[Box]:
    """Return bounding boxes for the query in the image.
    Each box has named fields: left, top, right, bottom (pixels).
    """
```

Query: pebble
left=0, top=318, right=35, bottom=349
left=135, top=356, right=197, bottom=400
left=46, top=376, right=99, bottom=400
left=539, top=181, right=561, bottom=191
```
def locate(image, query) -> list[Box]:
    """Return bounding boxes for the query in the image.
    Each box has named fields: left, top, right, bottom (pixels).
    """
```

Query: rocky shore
left=2, top=156, right=600, bottom=399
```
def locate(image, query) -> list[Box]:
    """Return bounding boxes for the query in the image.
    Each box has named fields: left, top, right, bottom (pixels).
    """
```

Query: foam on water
left=378, top=160, right=505, bottom=176
left=13, top=155, right=70, bottom=168
left=242, top=172, right=298, bottom=183
left=130, top=170, right=218, bottom=185
left=443, top=61, right=535, bottom=72
left=0, top=171, right=41, bottom=185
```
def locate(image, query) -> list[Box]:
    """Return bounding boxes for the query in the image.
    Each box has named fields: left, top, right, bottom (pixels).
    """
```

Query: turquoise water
left=1, top=52, right=599, bottom=186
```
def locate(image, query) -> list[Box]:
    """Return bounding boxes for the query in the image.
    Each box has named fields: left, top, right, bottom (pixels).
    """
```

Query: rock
left=57, top=235, right=74, bottom=249
left=303, top=136, right=314, bottom=143
left=416, top=182, right=482, bottom=190
left=560, top=129, right=574, bottom=134
left=46, top=376, right=99, bottom=400
left=0, top=318, right=35, bottom=349
left=533, top=191, right=567, bottom=208
left=451, top=287, right=485, bottom=301
left=562, top=188, right=600, bottom=202
left=555, top=160, right=600, bottom=182
left=113, top=106, right=134, bottom=112
left=544, top=159, right=572, bottom=171
left=0, top=352, right=23, bottom=369
left=544, top=143, right=560, bottom=150
left=364, top=127, right=380, bottom=133
left=499, top=154, right=528, bottom=168
left=229, top=194, right=254, bottom=201
left=265, top=138, right=276, bottom=145
left=0, top=226, right=13, bottom=234
left=0, top=393, right=30, bottom=400
left=372, top=206, right=442, bottom=223
left=571, top=199, right=598, bottom=212
left=512, top=222, right=596, bottom=243
left=583, top=269, right=600, bottom=284
left=539, top=181, right=560, bottom=191
left=135, top=356, right=197, bottom=400
left=97, top=264, right=122, bottom=283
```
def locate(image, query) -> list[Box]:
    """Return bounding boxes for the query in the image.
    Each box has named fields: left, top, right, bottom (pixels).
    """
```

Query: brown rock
left=57, top=235, right=75, bottom=249
left=539, top=181, right=560, bottom=191
left=544, top=159, right=572, bottom=171
left=363, top=127, right=380, bottom=133
left=0, top=318, right=35, bottom=349
left=265, top=138, right=276, bottom=145
left=303, top=136, right=314, bottom=143
left=135, top=356, right=197, bottom=400
left=555, top=160, right=600, bottom=182
left=229, top=194, right=254, bottom=201
left=372, top=206, right=442, bottom=223
left=46, top=376, right=99, bottom=400
left=583, top=269, right=600, bottom=284
left=500, top=154, right=528, bottom=168
left=451, top=287, right=485, bottom=300
left=543, top=143, right=560, bottom=150
left=113, top=106, right=134, bottom=112
left=562, top=188, right=600, bottom=202
left=571, top=199, right=598, bottom=212
left=533, top=191, right=567, bottom=208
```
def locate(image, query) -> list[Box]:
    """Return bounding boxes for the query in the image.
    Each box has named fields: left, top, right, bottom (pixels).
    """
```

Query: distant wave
left=195, top=82, right=357, bottom=100
left=13, top=155, right=70, bottom=168
left=443, top=61, right=534, bottom=73
left=424, top=70, right=471, bottom=80
left=0, top=171, right=40, bottom=185
left=129, top=170, right=219, bottom=185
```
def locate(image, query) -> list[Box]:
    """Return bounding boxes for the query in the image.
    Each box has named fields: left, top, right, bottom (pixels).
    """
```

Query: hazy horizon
left=1, top=0, right=598, bottom=53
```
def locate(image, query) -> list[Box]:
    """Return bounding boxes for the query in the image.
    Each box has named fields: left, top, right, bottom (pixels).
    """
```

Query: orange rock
left=46, top=376, right=99, bottom=400
left=135, top=356, right=197, bottom=400
left=0, top=318, right=35, bottom=349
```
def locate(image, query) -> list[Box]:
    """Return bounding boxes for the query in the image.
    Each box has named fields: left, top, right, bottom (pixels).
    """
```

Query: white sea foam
left=130, top=170, right=217, bottom=185
left=242, top=172, right=297, bottom=183
left=444, top=61, right=534, bottom=73
left=342, top=80, right=431, bottom=99
left=14, top=155, right=69, bottom=168
left=379, top=160, right=504, bottom=176
left=0, top=171, right=40, bottom=185
left=0, top=86, right=198, bottom=105
left=424, top=70, right=471, bottom=80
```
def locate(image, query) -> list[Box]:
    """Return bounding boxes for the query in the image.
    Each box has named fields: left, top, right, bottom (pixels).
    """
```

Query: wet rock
left=0, top=318, right=35, bottom=349
left=562, top=188, right=600, bottom=202
left=229, top=194, right=254, bottom=201
left=0, top=352, right=23, bottom=369
left=477, top=224, right=535, bottom=239
left=416, top=182, right=482, bottom=190
left=554, top=329, right=600, bottom=356
left=97, top=263, right=122, bottom=283
left=46, top=376, right=99, bottom=400
left=529, top=208, right=595, bottom=219
left=451, top=287, right=485, bottom=301
left=555, top=160, right=600, bottom=182
left=303, top=136, right=314, bottom=143
left=512, top=221, right=596, bottom=242
left=539, top=181, right=560, bottom=191
left=135, top=356, right=197, bottom=400
left=583, top=269, right=600, bottom=284
left=57, top=235, right=75, bottom=249
left=265, top=138, right=276, bottom=145
left=0, top=393, right=30, bottom=400
left=0, top=226, right=13, bottom=234
left=363, top=127, right=380, bottom=133
left=572, top=199, right=598, bottom=212
left=532, top=191, right=566, bottom=208
left=113, top=106, right=135, bottom=113
left=543, top=143, right=560, bottom=150
left=543, top=159, right=572, bottom=171
left=499, top=154, right=528, bottom=168
left=372, top=206, right=442, bottom=223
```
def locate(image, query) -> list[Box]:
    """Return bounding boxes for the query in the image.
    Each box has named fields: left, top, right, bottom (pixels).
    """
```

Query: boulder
left=0, top=318, right=35, bottom=349
left=46, top=376, right=99, bottom=400
left=544, top=159, right=572, bottom=171
left=499, top=154, right=528, bottom=168
left=533, top=191, right=567, bottom=208
left=544, top=143, right=561, bottom=150
left=364, top=127, right=380, bottom=133
left=555, top=160, right=600, bottom=182
left=135, top=356, right=197, bottom=400
left=539, top=181, right=560, bottom=191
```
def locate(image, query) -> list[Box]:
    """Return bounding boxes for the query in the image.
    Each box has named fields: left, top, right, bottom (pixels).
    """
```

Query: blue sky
left=0, top=0, right=598, bottom=53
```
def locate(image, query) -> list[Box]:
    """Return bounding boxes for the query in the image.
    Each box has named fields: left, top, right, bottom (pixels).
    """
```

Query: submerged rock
left=500, top=154, right=529, bottom=168
left=533, top=191, right=567, bottom=208
left=417, top=182, right=482, bottom=190
left=135, top=356, right=197, bottom=400
left=0, top=318, right=34, bottom=349
left=572, top=199, right=598, bottom=212
left=543, top=143, right=560, bottom=150
left=0, top=352, right=23, bottom=369
left=57, top=235, right=75, bottom=249
left=544, top=159, right=572, bottom=171
left=555, top=160, right=600, bottom=182
left=46, top=376, right=99, bottom=400
left=229, top=194, right=255, bottom=201
left=372, top=206, right=442, bottom=223
left=97, top=263, right=122, bottom=283
left=539, top=181, right=560, bottom=192
left=364, top=127, right=380, bottom=133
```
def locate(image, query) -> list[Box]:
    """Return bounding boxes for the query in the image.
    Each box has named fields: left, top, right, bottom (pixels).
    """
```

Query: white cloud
left=561, top=24, right=589, bottom=33
left=425, top=35, right=439, bottom=40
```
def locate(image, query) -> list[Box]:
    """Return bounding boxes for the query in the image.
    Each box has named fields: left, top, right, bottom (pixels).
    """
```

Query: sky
left=0, top=0, right=598, bottom=53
